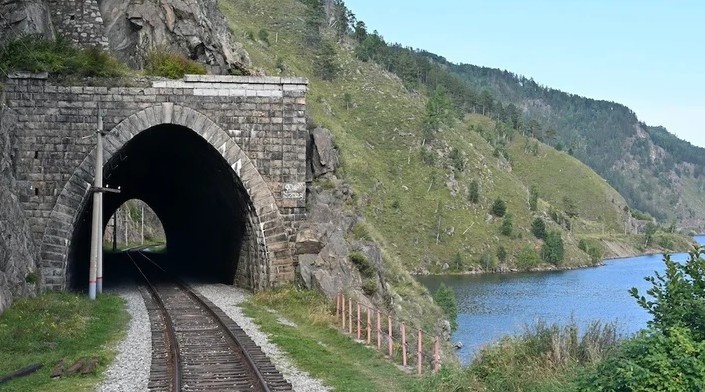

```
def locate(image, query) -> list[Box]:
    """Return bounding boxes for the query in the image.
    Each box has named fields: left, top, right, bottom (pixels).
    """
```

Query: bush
left=578, top=327, right=705, bottom=391
left=630, top=247, right=705, bottom=340
left=350, top=252, right=376, bottom=278
left=434, top=283, right=458, bottom=332
left=144, top=48, right=206, bottom=79
left=517, top=246, right=540, bottom=270
left=361, top=279, right=377, bottom=296
left=500, top=214, right=513, bottom=236
left=468, top=180, right=479, bottom=203
left=497, top=246, right=507, bottom=262
left=491, top=198, right=507, bottom=217
left=257, top=28, right=270, bottom=45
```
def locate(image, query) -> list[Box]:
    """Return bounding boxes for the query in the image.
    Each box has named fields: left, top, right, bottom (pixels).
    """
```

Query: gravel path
left=97, top=284, right=150, bottom=392
left=192, top=283, right=332, bottom=392
left=96, top=282, right=330, bottom=392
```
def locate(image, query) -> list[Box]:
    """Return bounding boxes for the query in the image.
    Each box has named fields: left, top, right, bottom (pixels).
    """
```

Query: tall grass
left=414, top=319, right=621, bottom=392
left=0, top=35, right=127, bottom=77
left=144, top=48, right=206, bottom=79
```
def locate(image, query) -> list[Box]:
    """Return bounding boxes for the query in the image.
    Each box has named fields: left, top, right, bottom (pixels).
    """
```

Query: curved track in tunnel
left=40, top=104, right=291, bottom=292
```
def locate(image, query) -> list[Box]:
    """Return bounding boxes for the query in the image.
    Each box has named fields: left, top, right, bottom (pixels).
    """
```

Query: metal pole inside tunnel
left=88, top=107, right=104, bottom=300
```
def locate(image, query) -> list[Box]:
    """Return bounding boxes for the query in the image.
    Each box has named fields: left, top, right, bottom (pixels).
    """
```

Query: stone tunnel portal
left=67, top=124, right=262, bottom=289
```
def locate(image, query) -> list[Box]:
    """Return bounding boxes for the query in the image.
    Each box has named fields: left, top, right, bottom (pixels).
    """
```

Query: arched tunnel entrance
left=67, top=124, right=261, bottom=289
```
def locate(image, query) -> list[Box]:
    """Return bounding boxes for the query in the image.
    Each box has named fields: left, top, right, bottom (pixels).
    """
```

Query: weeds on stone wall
left=0, top=35, right=127, bottom=77
left=144, top=48, right=206, bottom=79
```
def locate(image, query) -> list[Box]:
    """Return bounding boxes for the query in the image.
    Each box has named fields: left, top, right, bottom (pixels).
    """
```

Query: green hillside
left=217, top=0, right=675, bottom=272
left=442, top=62, right=705, bottom=230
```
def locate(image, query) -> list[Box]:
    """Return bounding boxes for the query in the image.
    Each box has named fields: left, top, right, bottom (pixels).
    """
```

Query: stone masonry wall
left=3, top=73, right=308, bottom=289
left=46, top=0, right=109, bottom=48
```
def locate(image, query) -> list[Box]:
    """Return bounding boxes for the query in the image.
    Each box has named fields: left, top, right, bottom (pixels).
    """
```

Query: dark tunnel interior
left=67, top=124, right=254, bottom=289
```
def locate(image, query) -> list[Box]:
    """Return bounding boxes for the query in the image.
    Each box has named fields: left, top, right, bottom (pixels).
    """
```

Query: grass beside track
left=242, top=287, right=420, bottom=392
left=0, top=292, right=128, bottom=392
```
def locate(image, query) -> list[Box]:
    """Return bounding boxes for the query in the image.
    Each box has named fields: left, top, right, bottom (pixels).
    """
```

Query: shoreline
left=413, top=237, right=704, bottom=278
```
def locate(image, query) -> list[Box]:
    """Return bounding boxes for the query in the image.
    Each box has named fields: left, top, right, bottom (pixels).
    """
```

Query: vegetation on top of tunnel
left=0, top=293, right=127, bottom=392
left=0, top=35, right=128, bottom=77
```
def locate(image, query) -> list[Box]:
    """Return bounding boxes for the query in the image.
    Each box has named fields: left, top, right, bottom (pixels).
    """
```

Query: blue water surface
left=417, top=235, right=705, bottom=364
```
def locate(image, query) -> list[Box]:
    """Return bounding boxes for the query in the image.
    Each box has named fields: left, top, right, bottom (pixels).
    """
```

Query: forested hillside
left=440, top=62, right=705, bottom=229
left=216, top=0, right=690, bottom=272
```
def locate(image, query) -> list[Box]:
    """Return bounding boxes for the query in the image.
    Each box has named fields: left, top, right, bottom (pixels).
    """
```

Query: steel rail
left=134, top=250, right=273, bottom=392
left=127, top=252, right=183, bottom=392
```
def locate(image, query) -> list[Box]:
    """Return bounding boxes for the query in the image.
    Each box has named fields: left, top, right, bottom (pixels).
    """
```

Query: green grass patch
left=242, top=287, right=419, bottom=392
left=0, top=292, right=128, bottom=392
left=0, top=35, right=128, bottom=77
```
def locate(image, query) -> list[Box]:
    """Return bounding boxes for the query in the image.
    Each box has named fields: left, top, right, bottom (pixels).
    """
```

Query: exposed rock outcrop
left=309, top=126, right=340, bottom=178
left=0, top=0, right=55, bottom=45
left=0, top=99, right=38, bottom=315
left=98, top=0, right=250, bottom=73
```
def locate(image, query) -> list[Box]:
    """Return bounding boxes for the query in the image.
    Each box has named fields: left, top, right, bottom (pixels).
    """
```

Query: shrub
left=144, top=48, right=206, bottom=79
left=578, top=327, right=705, bottom=392
left=433, top=283, right=458, bottom=332
left=516, top=246, right=540, bottom=270
left=491, top=198, right=507, bottom=217
left=257, top=28, right=270, bottom=45
left=630, top=247, right=705, bottom=339
left=452, top=252, right=463, bottom=271
left=351, top=222, right=372, bottom=241
left=361, top=278, right=377, bottom=296
left=468, top=180, right=479, bottom=203
left=500, top=214, right=513, bottom=236
left=350, top=251, right=375, bottom=278
left=497, top=246, right=507, bottom=262
left=529, top=185, right=539, bottom=211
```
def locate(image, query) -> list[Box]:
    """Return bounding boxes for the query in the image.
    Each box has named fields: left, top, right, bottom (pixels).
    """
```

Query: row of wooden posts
left=335, top=293, right=440, bottom=375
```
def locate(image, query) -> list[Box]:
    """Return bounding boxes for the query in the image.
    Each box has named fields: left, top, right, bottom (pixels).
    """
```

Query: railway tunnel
left=66, top=124, right=260, bottom=289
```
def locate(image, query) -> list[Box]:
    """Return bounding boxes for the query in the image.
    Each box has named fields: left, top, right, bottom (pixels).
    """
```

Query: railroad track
left=128, top=250, right=292, bottom=392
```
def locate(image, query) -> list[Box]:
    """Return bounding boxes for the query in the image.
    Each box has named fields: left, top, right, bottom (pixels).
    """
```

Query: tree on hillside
left=468, top=180, right=479, bottom=203
left=302, top=0, right=325, bottom=47
left=491, top=198, right=507, bottom=217
left=531, top=217, right=547, bottom=239
left=541, top=231, right=565, bottom=265
left=423, top=85, right=453, bottom=139
left=529, top=185, right=539, bottom=211
left=563, top=196, right=579, bottom=218
left=353, top=21, right=367, bottom=42
left=313, top=41, right=339, bottom=80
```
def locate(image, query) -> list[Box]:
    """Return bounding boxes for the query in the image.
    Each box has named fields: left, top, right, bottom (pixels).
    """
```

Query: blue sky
left=344, top=0, right=705, bottom=148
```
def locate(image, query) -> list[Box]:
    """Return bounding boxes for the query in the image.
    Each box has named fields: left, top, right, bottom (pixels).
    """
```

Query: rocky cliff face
left=1, top=0, right=251, bottom=74
left=0, top=97, right=39, bottom=315
left=98, top=0, right=250, bottom=72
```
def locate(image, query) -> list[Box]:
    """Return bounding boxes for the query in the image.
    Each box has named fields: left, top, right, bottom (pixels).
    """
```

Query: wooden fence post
left=376, top=310, right=381, bottom=349
left=388, top=315, right=393, bottom=358
left=417, top=329, right=422, bottom=375
left=402, top=322, right=407, bottom=367
left=357, top=302, right=361, bottom=340
left=367, top=307, right=371, bottom=344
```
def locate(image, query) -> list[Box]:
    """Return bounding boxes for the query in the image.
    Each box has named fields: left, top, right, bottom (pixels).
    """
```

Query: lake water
left=417, top=235, right=705, bottom=364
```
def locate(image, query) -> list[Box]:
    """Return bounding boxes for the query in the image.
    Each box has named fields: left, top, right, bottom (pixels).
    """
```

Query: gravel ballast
left=98, top=284, right=151, bottom=392
left=192, top=283, right=331, bottom=392
left=97, top=282, right=330, bottom=392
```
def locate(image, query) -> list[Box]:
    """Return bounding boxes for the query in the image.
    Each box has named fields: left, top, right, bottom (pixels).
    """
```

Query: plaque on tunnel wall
left=280, top=182, right=305, bottom=208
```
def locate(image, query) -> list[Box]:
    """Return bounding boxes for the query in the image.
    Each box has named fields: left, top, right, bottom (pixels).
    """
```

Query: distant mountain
left=435, top=61, right=705, bottom=230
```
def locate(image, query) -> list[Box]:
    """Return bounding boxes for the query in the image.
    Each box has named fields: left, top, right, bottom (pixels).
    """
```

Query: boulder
left=295, top=226, right=325, bottom=255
